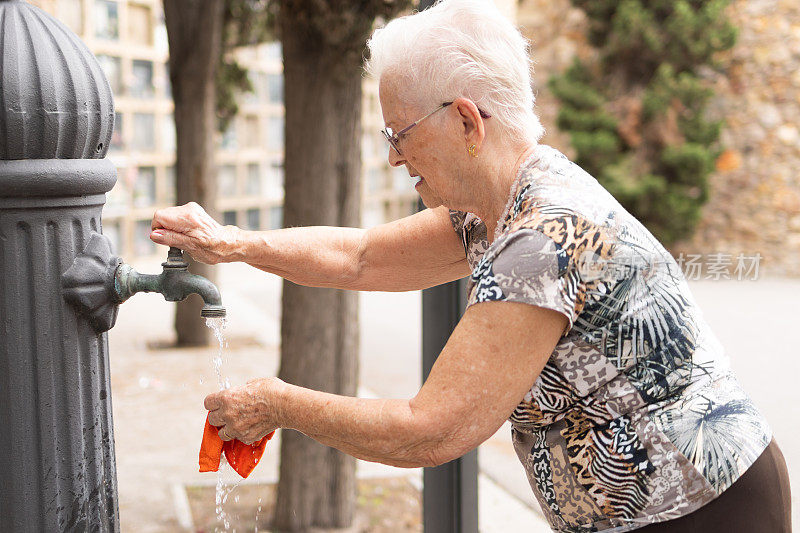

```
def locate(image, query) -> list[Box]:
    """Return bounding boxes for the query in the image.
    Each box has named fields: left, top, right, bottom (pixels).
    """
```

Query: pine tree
left=550, top=0, right=737, bottom=245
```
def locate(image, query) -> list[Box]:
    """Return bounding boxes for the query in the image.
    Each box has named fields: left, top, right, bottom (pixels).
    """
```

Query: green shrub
left=549, top=0, right=737, bottom=245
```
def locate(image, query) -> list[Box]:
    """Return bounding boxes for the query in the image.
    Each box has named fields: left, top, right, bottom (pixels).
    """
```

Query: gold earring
left=468, top=144, right=477, bottom=157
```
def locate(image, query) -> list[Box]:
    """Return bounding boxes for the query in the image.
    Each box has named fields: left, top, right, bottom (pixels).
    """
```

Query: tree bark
left=273, top=4, right=369, bottom=530
left=164, top=0, right=225, bottom=346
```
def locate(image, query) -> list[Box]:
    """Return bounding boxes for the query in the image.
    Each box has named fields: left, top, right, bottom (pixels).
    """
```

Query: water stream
left=207, top=317, right=231, bottom=391
left=205, top=317, right=243, bottom=532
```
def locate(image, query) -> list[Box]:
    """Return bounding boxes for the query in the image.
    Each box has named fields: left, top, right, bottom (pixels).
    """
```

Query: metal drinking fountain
left=0, top=1, right=224, bottom=530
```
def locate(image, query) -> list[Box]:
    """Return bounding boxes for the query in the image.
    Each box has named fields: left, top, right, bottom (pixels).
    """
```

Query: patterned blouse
left=449, top=144, right=772, bottom=532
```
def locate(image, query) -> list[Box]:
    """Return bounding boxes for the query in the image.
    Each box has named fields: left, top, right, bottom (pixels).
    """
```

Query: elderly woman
left=150, top=0, right=791, bottom=531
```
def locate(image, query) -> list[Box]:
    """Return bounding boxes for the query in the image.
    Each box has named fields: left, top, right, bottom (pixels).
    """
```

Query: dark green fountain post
left=0, top=0, right=120, bottom=530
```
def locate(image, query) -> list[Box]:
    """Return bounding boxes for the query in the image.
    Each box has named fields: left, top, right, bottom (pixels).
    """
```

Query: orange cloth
left=199, top=413, right=274, bottom=478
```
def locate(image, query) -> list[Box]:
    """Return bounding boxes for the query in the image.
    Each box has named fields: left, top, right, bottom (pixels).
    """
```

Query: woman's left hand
left=205, top=377, right=287, bottom=445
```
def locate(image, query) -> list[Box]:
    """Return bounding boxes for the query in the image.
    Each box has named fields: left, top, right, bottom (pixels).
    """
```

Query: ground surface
left=187, top=477, right=421, bottom=533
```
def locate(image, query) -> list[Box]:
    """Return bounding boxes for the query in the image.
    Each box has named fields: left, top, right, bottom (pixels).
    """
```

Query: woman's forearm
left=233, top=226, right=366, bottom=289
left=150, top=203, right=464, bottom=291
left=275, top=382, right=443, bottom=468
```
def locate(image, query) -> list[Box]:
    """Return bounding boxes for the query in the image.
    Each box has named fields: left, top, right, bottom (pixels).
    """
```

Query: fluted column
left=0, top=189, right=118, bottom=532
left=0, top=1, right=119, bottom=530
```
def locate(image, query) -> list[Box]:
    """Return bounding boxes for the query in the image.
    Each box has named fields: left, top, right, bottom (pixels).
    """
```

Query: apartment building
left=31, top=0, right=420, bottom=259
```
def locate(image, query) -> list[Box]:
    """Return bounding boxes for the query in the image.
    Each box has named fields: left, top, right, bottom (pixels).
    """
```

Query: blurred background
left=26, top=0, right=800, bottom=530
left=28, top=0, right=800, bottom=276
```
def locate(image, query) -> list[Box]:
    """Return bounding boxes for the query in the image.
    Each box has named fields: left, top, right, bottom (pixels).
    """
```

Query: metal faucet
left=114, top=247, right=226, bottom=318
left=62, top=233, right=226, bottom=332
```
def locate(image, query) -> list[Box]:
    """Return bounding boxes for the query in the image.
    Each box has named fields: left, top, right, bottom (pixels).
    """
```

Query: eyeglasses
left=381, top=102, right=491, bottom=156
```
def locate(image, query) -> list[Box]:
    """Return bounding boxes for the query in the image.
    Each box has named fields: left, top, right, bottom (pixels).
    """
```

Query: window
left=253, top=72, right=268, bottom=102
left=110, top=112, right=124, bottom=151
left=223, top=211, right=237, bottom=226
left=161, top=115, right=176, bottom=153
left=373, top=133, right=386, bottom=159
left=246, top=164, right=261, bottom=195
left=131, top=113, right=155, bottom=150
left=383, top=200, right=392, bottom=223
left=106, top=177, right=128, bottom=211
left=246, top=209, right=261, bottom=230
left=267, top=73, right=283, bottom=104
left=163, top=63, right=172, bottom=99
left=363, top=202, right=382, bottom=228
left=134, top=219, right=155, bottom=256
left=264, top=41, right=281, bottom=60
left=96, top=55, right=122, bottom=96
left=221, top=123, right=237, bottom=150
left=133, top=166, right=156, bottom=208
left=367, top=168, right=384, bottom=193
left=128, top=4, right=152, bottom=46
left=155, top=13, right=168, bottom=51
left=268, top=206, right=282, bottom=230
left=218, top=165, right=237, bottom=197
left=361, top=132, right=374, bottom=161
left=243, top=115, right=260, bottom=147
left=267, top=116, right=283, bottom=151
left=131, top=60, right=154, bottom=98
left=58, top=0, right=83, bottom=35
left=405, top=199, right=418, bottom=217
left=94, top=1, right=119, bottom=41
left=393, top=166, right=412, bottom=191
left=265, top=161, right=283, bottom=197
left=246, top=72, right=261, bottom=104
left=164, top=166, right=176, bottom=205
left=103, top=219, right=123, bottom=255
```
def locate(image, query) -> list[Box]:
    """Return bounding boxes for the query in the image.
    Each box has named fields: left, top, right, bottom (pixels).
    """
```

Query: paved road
left=110, top=258, right=798, bottom=530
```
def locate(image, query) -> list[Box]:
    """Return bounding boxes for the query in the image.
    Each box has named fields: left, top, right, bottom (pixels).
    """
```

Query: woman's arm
left=150, top=202, right=469, bottom=292
left=206, top=301, right=568, bottom=468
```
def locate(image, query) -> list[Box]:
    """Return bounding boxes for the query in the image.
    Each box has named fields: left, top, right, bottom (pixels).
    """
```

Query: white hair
left=365, top=0, right=544, bottom=144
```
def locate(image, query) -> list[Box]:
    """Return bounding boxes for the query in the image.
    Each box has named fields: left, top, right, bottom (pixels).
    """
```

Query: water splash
left=254, top=497, right=263, bottom=532
left=214, top=472, right=244, bottom=532
left=215, top=474, right=231, bottom=531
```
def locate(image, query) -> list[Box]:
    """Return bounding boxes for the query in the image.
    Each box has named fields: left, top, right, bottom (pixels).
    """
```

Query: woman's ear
left=452, top=97, right=485, bottom=152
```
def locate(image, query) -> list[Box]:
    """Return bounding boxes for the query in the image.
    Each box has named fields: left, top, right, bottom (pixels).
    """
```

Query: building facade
left=31, top=0, right=420, bottom=259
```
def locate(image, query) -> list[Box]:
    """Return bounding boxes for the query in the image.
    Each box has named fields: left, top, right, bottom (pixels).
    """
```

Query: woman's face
left=378, top=76, right=461, bottom=209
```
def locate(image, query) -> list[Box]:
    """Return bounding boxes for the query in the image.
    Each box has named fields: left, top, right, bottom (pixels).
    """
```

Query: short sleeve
left=449, top=209, right=466, bottom=235
left=466, top=228, right=584, bottom=337
left=449, top=209, right=490, bottom=269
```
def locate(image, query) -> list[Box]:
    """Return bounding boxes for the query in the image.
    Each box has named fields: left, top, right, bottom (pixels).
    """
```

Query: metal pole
left=422, top=277, right=479, bottom=533
left=415, top=100, right=479, bottom=532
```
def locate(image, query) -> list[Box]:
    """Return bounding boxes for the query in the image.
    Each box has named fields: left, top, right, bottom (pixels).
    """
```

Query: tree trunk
left=164, top=0, right=225, bottom=346
left=274, top=6, right=366, bottom=531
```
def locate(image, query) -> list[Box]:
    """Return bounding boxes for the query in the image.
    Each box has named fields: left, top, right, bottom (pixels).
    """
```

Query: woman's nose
left=387, top=146, right=405, bottom=167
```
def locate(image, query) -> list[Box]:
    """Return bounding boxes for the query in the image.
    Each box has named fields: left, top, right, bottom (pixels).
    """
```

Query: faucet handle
left=62, top=232, right=122, bottom=333
left=163, top=247, right=189, bottom=269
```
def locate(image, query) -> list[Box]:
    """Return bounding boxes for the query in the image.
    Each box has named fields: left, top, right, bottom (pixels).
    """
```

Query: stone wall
left=518, top=0, right=800, bottom=277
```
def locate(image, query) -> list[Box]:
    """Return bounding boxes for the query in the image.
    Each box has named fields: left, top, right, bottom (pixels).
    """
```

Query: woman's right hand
left=150, top=202, right=243, bottom=264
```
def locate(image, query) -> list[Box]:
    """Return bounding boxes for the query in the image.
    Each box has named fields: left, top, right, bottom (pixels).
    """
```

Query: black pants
left=637, top=437, right=792, bottom=532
